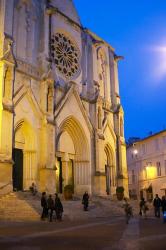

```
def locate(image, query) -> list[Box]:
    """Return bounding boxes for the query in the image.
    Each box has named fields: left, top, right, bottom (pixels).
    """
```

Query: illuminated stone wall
left=127, top=131, right=166, bottom=199
left=0, top=0, right=128, bottom=197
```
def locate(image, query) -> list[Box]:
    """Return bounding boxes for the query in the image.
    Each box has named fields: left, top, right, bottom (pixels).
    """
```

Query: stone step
left=0, top=191, right=41, bottom=221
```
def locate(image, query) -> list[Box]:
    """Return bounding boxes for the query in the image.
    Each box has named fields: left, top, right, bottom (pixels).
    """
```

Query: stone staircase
left=0, top=192, right=153, bottom=222
left=0, top=192, right=41, bottom=221
left=0, top=192, right=127, bottom=221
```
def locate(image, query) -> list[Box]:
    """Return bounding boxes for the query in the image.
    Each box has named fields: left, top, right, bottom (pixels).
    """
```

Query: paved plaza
left=0, top=214, right=165, bottom=250
left=0, top=193, right=166, bottom=250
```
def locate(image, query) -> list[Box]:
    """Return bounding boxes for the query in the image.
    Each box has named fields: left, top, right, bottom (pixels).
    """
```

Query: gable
left=14, top=85, right=43, bottom=121
left=51, top=0, right=81, bottom=25
left=55, top=86, right=93, bottom=136
left=103, top=121, right=116, bottom=145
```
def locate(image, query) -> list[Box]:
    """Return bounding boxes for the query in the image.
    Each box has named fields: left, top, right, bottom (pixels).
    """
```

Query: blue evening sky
left=74, top=0, right=166, bottom=139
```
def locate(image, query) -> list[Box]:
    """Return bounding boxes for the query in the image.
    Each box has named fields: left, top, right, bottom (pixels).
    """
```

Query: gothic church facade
left=0, top=0, right=128, bottom=196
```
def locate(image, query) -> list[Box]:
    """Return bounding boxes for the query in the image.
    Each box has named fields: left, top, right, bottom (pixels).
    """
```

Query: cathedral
left=0, top=0, right=128, bottom=197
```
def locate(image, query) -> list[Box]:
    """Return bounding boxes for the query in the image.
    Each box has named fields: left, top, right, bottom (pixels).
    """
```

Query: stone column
left=0, top=0, right=15, bottom=194
left=61, top=152, right=69, bottom=187
left=110, top=165, right=116, bottom=196
left=62, top=161, right=68, bottom=187
left=0, top=59, right=15, bottom=193
left=39, top=76, right=56, bottom=193
left=117, top=139, right=129, bottom=198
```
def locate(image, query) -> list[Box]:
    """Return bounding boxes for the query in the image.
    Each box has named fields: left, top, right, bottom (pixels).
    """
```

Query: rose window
left=51, top=33, right=80, bottom=80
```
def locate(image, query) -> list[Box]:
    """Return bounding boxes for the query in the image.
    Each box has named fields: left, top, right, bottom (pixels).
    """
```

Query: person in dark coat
left=82, top=191, right=89, bottom=211
left=161, top=195, right=166, bottom=223
left=41, top=192, right=47, bottom=220
left=161, top=195, right=166, bottom=214
left=54, top=193, right=63, bottom=221
left=47, top=195, right=54, bottom=222
left=139, top=197, right=145, bottom=216
left=153, top=194, right=161, bottom=218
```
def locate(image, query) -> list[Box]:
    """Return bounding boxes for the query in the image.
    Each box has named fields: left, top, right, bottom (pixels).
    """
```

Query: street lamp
left=133, top=149, right=138, bottom=155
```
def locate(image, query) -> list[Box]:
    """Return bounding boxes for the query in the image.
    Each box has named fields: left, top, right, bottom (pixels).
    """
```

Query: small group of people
left=153, top=194, right=166, bottom=219
left=123, top=193, right=166, bottom=224
left=41, top=192, right=63, bottom=222
left=41, top=191, right=89, bottom=222
left=139, top=194, right=166, bottom=222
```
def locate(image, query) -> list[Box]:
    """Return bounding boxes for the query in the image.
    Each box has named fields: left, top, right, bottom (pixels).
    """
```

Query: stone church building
left=0, top=0, right=128, bottom=196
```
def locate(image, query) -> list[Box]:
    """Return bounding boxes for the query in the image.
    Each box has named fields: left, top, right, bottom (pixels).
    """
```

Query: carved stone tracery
left=51, top=33, right=80, bottom=80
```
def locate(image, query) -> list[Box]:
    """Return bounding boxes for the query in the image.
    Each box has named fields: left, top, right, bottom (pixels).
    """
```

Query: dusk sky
left=74, top=0, right=166, bottom=140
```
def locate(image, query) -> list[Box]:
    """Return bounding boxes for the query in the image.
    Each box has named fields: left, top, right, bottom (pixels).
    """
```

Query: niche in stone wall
left=97, top=47, right=107, bottom=98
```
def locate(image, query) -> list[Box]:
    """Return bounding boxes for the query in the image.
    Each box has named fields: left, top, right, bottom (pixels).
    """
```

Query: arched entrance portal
left=13, top=120, right=37, bottom=191
left=56, top=130, right=75, bottom=193
left=104, top=145, right=115, bottom=195
left=56, top=116, right=90, bottom=194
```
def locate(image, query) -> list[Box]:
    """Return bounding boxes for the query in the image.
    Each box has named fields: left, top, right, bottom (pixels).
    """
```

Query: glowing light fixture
left=133, top=149, right=138, bottom=155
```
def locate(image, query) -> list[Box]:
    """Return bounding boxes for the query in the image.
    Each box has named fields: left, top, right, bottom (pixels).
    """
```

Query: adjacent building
left=0, top=0, right=128, bottom=196
left=127, top=130, right=166, bottom=200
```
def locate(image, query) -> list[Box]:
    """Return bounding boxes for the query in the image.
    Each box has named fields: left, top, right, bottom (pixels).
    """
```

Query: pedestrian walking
left=161, top=195, right=166, bottom=223
left=82, top=191, right=89, bottom=211
left=153, top=194, right=161, bottom=218
left=30, top=182, right=37, bottom=196
left=41, top=192, right=48, bottom=220
left=47, top=194, right=54, bottom=222
left=123, top=198, right=133, bottom=224
left=54, top=193, right=63, bottom=221
left=139, top=197, right=148, bottom=218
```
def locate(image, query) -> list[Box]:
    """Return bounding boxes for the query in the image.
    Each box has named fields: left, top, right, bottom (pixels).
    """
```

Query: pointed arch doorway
left=13, top=120, right=37, bottom=191
left=104, top=145, right=115, bottom=195
left=56, top=116, right=90, bottom=194
left=56, top=157, right=74, bottom=194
